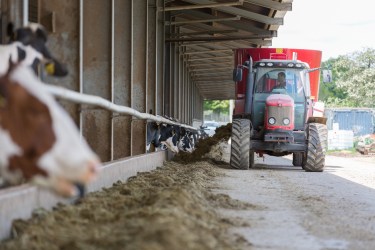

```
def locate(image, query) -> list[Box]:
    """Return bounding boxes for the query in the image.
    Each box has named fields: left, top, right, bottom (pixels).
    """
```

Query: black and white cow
left=188, top=129, right=198, bottom=149
left=158, top=123, right=179, bottom=153
left=177, top=127, right=194, bottom=153
left=1, top=23, right=68, bottom=77
left=146, top=121, right=161, bottom=153
left=146, top=119, right=198, bottom=153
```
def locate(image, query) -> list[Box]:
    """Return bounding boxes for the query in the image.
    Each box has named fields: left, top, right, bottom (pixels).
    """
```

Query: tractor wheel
left=230, top=119, right=251, bottom=170
left=292, top=153, right=304, bottom=166
left=302, top=123, right=328, bottom=172
left=249, top=150, right=255, bottom=168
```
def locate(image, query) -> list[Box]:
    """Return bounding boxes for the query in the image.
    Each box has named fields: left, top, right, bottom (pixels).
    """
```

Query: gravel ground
left=215, top=154, right=375, bottom=250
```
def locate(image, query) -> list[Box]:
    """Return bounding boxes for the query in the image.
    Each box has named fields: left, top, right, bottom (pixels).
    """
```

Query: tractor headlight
left=268, top=117, right=276, bottom=125
left=283, top=118, right=290, bottom=125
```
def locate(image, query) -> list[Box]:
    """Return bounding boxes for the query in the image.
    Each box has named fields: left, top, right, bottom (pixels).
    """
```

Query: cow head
left=178, top=135, right=193, bottom=153
left=7, top=23, right=68, bottom=77
left=0, top=64, right=99, bottom=197
left=159, top=124, right=179, bottom=153
left=177, top=127, right=194, bottom=153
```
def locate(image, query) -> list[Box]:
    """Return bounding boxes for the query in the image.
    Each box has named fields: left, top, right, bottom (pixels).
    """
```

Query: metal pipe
left=111, top=0, right=115, bottom=160
left=22, top=0, right=28, bottom=26
left=79, top=0, right=84, bottom=139
left=45, top=84, right=197, bottom=130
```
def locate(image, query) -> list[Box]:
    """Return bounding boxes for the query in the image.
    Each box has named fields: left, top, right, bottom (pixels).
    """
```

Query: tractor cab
left=251, top=60, right=311, bottom=140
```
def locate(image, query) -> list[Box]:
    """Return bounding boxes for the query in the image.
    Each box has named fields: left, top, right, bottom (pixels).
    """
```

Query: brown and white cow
left=0, top=63, right=99, bottom=197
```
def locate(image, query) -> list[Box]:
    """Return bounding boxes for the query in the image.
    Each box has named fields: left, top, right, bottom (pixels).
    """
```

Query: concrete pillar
left=178, top=46, right=183, bottom=121
left=131, top=0, right=148, bottom=155
left=113, top=0, right=132, bottom=159
left=156, top=0, right=164, bottom=115
left=82, top=0, right=111, bottom=162
left=173, top=38, right=179, bottom=118
left=147, top=0, right=156, bottom=116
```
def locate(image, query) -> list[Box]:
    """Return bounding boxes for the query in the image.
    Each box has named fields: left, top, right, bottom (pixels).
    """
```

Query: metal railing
left=45, top=84, right=197, bottom=130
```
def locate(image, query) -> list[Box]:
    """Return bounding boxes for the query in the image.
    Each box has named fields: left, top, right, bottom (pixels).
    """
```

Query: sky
left=272, top=0, right=375, bottom=61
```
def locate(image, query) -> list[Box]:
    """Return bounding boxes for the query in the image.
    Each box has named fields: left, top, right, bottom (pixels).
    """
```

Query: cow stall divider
left=0, top=84, right=198, bottom=241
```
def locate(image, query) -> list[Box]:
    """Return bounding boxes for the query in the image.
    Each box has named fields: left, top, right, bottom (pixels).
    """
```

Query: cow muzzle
left=52, top=160, right=100, bottom=197
left=45, top=59, right=68, bottom=77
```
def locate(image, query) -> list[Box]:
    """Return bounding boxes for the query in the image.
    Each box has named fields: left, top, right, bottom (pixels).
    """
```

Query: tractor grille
left=267, top=106, right=292, bottom=126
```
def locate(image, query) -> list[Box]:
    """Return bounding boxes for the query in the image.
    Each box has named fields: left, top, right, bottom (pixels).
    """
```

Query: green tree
left=204, top=100, right=229, bottom=115
left=320, top=47, right=375, bottom=108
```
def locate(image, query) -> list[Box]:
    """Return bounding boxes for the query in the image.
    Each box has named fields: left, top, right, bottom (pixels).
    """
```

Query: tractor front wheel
left=230, top=119, right=251, bottom=170
left=302, top=123, right=328, bottom=172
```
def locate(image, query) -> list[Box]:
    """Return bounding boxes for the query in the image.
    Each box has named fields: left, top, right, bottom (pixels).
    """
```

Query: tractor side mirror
left=322, top=69, right=333, bottom=83
left=233, top=67, right=243, bottom=82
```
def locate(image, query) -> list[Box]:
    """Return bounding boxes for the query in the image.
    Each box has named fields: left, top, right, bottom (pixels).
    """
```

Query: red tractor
left=231, top=48, right=327, bottom=171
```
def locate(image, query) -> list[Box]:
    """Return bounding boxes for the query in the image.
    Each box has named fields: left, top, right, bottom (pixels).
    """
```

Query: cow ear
left=36, top=27, right=48, bottom=43
left=6, top=22, right=15, bottom=41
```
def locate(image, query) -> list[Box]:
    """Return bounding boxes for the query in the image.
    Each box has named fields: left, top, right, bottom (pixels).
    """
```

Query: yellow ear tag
left=45, top=63, right=55, bottom=75
left=0, top=95, right=5, bottom=107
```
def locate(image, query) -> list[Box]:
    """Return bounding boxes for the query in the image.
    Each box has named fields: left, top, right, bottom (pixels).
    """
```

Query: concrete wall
left=0, top=151, right=167, bottom=241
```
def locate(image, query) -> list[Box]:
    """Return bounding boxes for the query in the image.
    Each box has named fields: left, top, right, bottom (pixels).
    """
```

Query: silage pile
left=174, top=123, right=232, bottom=164
left=0, top=160, right=252, bottom=250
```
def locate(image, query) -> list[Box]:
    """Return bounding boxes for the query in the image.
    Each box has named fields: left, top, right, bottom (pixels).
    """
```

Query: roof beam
left=166, top=34, right=273, bottom=42
left=190, top=66, right=233, bottom=72
left=169, top=29, right=238, bottom=37
left=166, top=15, right=240, bottom=25
left=189, top=61, right=233, bottom=67
left=181, top=0, right=283, bottom=25
left=187, top=55, right=233, bottom=61
left=161, top=0, right=244, bottom=12
left=178, top=39, right=271, bottom=47
left=183, top=49, right=232, bottom=55
left=194, top=79, right=233, bottom=82
left=243, top=0, right=292, bottom=11
left=191, top=72, right=231, bottom=77
left=175, top=10, right=276, bottom=36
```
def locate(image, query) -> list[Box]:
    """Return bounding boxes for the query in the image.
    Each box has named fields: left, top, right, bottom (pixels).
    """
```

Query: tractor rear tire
left=230, top=119, right=251, bottom=170
left=292, top=153, right=304, bottom=166
left=302, top=123, right=328, bottom=172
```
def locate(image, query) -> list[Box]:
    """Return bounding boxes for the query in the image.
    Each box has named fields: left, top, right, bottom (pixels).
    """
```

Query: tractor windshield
left=255, top=68, right=307, bottom=101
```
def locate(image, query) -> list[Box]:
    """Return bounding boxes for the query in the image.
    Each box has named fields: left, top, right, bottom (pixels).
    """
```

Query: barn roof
left=164, top=0, right=292, bottom=100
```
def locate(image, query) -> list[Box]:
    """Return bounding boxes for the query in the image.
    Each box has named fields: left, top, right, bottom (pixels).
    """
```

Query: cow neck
left=0, top=71, right=55, bottom=178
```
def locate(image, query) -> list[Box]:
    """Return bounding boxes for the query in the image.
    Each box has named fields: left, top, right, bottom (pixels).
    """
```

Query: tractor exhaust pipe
left=244, top=56, right=253, bottom=114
